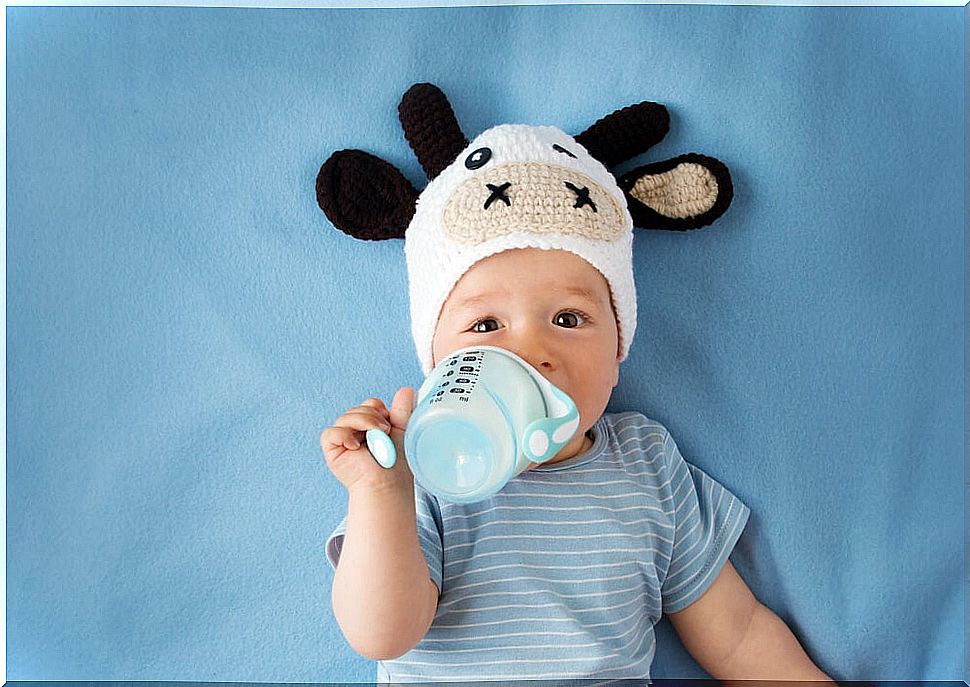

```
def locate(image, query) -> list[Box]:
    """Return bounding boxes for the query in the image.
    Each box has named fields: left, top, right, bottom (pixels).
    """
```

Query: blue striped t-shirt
left=326, top=411, right=750, bottom=682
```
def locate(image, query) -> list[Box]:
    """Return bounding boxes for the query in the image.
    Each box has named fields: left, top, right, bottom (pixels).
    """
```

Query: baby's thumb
left=389, top=386, right=416, bottom=432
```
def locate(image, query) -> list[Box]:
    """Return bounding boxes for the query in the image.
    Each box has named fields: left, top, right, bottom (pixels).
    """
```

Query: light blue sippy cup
left=366, top=345, right=580, bottom=503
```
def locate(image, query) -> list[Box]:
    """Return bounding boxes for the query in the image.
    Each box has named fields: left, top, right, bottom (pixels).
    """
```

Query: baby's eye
left=471, top=318, right=501, bottom=333
left=554, top=311, right=586, bottom=328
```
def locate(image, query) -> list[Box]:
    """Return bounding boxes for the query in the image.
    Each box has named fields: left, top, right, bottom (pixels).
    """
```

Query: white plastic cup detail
left=399, top=346, right=580, bottom=504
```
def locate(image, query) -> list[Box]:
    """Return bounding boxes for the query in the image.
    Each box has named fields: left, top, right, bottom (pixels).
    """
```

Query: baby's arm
left=668, top=560, right=833, bottom=680
left=322, top=388, right=439, bottom=660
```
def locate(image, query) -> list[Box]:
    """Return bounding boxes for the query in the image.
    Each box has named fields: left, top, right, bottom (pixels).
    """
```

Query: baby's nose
left=510, top=341, right=556, bottom=375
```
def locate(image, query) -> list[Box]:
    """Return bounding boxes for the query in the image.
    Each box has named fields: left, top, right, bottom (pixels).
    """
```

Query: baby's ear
left=316, top=149, right=418, bottom=240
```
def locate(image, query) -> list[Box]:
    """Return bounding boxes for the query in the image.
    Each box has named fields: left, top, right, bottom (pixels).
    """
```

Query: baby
left=319, top=84, right=833, bottom=682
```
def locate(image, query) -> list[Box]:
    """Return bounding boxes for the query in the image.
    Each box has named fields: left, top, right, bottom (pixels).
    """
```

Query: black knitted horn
left=575, top=101, right=670, bottom=169
left=399, top=83, right=469, bottom=181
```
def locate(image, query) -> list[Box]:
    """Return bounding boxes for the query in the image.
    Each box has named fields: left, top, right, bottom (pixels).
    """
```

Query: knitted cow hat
left=317, top=83, right=734, bottom=374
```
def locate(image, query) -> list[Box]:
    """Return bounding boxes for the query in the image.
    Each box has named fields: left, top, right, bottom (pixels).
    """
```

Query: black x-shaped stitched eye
left=564, top=182, right=597, bottom=212
left=484, top=182, right=512, bottom=210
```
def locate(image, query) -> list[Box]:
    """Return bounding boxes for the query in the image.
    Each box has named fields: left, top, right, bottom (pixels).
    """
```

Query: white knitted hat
left=316, top=83, right=735, bottom=375
left=404, top=123, right=636, bottom=374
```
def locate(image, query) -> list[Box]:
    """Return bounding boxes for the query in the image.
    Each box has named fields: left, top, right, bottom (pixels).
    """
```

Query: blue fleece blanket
left=6, top=4, right=964, bottom=682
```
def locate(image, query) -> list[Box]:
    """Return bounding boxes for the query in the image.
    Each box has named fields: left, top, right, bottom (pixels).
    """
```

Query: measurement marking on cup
left=430, top=350, right=484, bottom=405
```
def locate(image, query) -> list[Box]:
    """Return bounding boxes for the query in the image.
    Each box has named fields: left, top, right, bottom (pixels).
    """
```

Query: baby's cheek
left=430, top=330, right=451, bottom=369
left=577, top=372, right=615, bottom=423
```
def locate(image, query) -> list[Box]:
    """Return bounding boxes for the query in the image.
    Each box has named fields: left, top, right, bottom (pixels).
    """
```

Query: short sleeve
left=325, top=484, right=445, bottom=593
left=660, top=430, right=750, bottom=614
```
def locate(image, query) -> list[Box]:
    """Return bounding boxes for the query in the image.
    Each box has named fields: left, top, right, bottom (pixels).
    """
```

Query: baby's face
left=432, top=248, right=621, bottom=464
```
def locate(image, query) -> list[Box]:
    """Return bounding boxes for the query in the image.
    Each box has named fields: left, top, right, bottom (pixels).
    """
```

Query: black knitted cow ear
left=399, top=83, right=468, bottom=180
left=618, top=153, right=733, bottom=231
left=575, top=101, right=670, bottom=168
left=316, top=149, right=418, bottom=240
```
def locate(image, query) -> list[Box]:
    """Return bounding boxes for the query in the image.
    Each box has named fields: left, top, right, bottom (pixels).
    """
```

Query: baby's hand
left=320, top=387, right=416, bottom=494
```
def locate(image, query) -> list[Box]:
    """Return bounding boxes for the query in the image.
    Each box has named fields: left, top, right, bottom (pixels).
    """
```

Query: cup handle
left=366, top=428, right=397, bottom=469
left=522, top=383, right=580, bottom=464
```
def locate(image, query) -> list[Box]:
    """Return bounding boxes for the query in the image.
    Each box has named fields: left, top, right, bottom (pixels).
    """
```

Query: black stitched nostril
left=484, top=182, right=512, bottom=210
left=565, top=182, right=597, bottom=212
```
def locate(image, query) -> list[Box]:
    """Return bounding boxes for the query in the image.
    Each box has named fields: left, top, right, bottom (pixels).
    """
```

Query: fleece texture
left=6, top=4, right=964, bottom=683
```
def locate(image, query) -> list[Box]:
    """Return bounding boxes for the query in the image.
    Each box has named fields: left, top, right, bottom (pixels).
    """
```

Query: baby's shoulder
left=599, top=411, right=671, bottom=465
left=594, top=412, right=685, bottom=502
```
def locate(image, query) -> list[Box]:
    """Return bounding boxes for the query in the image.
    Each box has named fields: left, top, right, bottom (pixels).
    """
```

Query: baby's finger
left=333, top=408, right=392, bottom=433
left=389, top=387, right=416, bottom=430
left=323, top=426, right=365, bottom=450
left=358, top=397, right=390, bottom=418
